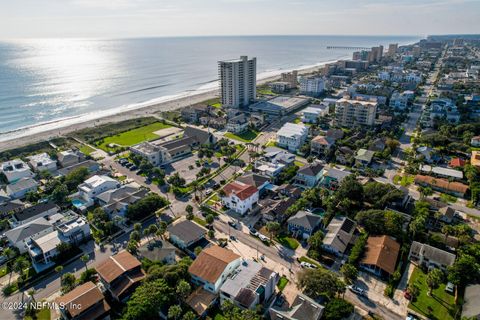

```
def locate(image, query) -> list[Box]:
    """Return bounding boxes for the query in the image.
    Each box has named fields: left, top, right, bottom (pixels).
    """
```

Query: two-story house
left=221, top=181, right=259, bottom=215
left=56, top=281, right=110, bottom=320
left=293, top=162, right=324, bottom=188
left=96, top=251, right=146, bottom=302
left=409, top=241, right=456, bottom=270
left=226, top=114, right=249, bottom=134
left=287, top=211, right=322, bottom=239
left=276, top=123, right=308, bottom=152
left=189, top=245, right=242, bottom=294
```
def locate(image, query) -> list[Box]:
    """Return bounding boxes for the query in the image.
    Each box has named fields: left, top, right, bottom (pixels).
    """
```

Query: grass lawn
left=96, top=122, right=171, bottom=152
left=224, top=129, right=258, bottom=143
left=440, top=193, right=457, bottom=203
left=265, top=140, right=277, bottom=147
left=293, top=118, right=301, bottom=124
left=25, top=308, right=51, bottom=320
left=294, top=160, right=305, bottom=167
left=78, top=144, right=95, bottom=155
left=0, top=265, right=8, bottom=278
left=408, top=267, right=457, bottom=320
left=276, top=235, right=300, bottom=250
left=277, top=276, right=289, bottom=291
left=193, top=216, right=207, bottom=227
left=393, top=174, right=414, bottom=186
left=211, top=103, right=222, bottom=108
left=299, top=256, right=322, bottom=268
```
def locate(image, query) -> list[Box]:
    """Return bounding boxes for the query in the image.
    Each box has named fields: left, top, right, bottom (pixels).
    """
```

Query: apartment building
left=276, top=122, right=308, bottom=152
left=218, top=56, right=256, bottom=108
left=334, top=97, right=378, bottom=127
left=299, top=77, right=325, bottom=97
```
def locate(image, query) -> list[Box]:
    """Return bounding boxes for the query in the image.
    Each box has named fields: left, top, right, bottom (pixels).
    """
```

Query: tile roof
left=188, top=245, right=240, bottom=283
left=236, top=173, right=270, bottom=188
left=361, top=235, right=400, bottom=275
left=56, top=281, right=109, bottom=318
left=96, top=250, right=142, bottom=283
left=312, top=135, right=335, bottom=146
left=223, top=181, right=258, bottom=201
left=414, top=175, right=469, bottom=194
left=449, top=158, right=466, bottom=168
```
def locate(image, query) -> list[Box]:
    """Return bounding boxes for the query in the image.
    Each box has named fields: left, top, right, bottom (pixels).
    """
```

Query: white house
left=226, top=114, right=249, bottom=134
left=189, top=245, right=242, bottom=294
left=221, top=181, right=259, bottom=215
left=76, top=175, right=120, bottom=208
left=301, top=105, right=328, bottom=123
left=1, top=159, right=35, bottom=183
left=409, top=241, right=456, bottom=270
left=299, top=77, right=325, bottom=97
left=219, top=260, right=278, bottom=310
left=27, top=153, right=57, bottom=173
left=471, top=136, right=480, bottom=147
left=276, top=123, right=308, bottom=152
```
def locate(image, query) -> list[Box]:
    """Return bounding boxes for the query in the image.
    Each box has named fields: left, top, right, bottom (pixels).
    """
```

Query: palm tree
left=13, top=257, right=29, bottom=283
left=266, top=222, right=281, bottom=242
left=27, top=289, right=36, bottom=304
left=2, top=248, right=16, bottom=285
left=55, top=265, right=64, bottom=275
left=80, top=254, right=89, bottom=272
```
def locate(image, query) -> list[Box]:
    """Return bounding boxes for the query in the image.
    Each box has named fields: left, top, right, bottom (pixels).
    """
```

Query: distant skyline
left=0, top=0, right=479, bottom=39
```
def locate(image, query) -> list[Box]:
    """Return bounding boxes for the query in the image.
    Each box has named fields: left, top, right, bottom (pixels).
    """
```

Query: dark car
left=129, top=165, right=138, bottom=171
left=228, top=221, right=237, bottom=229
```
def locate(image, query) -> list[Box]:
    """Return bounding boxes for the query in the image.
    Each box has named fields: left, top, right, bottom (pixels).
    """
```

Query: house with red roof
left=449, top=158, right=466, bottom=168
left=221, top=181, right=259, bottom=215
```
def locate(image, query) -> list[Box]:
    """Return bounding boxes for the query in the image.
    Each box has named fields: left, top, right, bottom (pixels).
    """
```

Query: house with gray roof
left=138, top=240, right=176, bottom=265
left=270, top=293, right=324, bottom=320
left=236, top=173, right=270, bottom=194
left=10, top=202, right=59, bottom=228
left=5, top=217, right=54, bottom=253
left=0, top=200, right=25, bottom=218
left=96, top=184, right=149, bottom=223
left=409, top=241, right=456, bottom=270
left=287, top=210, right=322, bottom=239
left=6, top=177, right=39, bottom=200
left=293, top=162, right=324, bottom=188
left=354, top=148, right=375, bottom=167
left=322, top=216, right=357, bottom=256
left=319, top=165, right=352, bottom=189
left=167, top=218, right=207, bottom=252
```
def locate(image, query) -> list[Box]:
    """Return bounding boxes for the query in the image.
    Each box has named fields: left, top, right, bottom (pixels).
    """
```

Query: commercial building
left=335, top=97, right=378, bottom=127
left=219, top=56, right=256, bottom=108
left=387, top=43, right=398, bottom=56
left=250, top=96, right=309, bottom=119
left=276, top=123, right=308, bottom=152
left=299, top=77, right=325, bottom=97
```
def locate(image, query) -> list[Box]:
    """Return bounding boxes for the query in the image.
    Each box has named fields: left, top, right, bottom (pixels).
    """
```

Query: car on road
left=228, top=221, right=237, bottom=229
left=125, top=162, right=133, bottom=168
left=205, top=189, right=213, bottom=196
left=129, top=165, right=138, bottom=171
left=249, top=228, right=259, bottom=237
left=258, top=234, right=269, bottom=242
left=406, top=313, right=419, bottom=320
left=347, top=285, right=366, bottom=296
left=300, top=262, right=317, bottom=269
left=229, top=235, right=237, bottom=241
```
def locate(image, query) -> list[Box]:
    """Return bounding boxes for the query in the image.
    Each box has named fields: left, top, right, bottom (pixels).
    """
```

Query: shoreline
left=0, top=57, right=346, bottom=152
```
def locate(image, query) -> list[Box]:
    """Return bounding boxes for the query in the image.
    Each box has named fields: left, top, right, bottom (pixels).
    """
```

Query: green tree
left=185, top=205, right=193, bottom=216
left=182, top=311, right=196, bottom=320
left=297, top=268, right=345, bottom=300
left=205, top=214, right=214, bottom=224
left=130, top=230, right=141, bottom=242
left=340, top=264, right=358, bottom=285
left=127, top=240, right=139, bottom=254
left=80, top=254, right=89, bottom=272
left=426, top=268, right=443, bottom=296
left=65, top=167, right=89, bottom=191
left=176, top=280, right=191, bottom=302
left=308, top=230, right=324, bottom=251
left=51, top=184, right=69, bottom=204
left=323, top=298, right=354, bottom=320
left=61, top=273, right=77, bottom=294
left=168, top=305, right=182, bottom=320
left=2, top=248, right=16, bottom=285
left=266, top=221, right=281, bottom=241
left=134, top=223, right=142, bottom=232
left=13, top=256, right=30, bottom=282
left=194, top=246, right=203, bottom=256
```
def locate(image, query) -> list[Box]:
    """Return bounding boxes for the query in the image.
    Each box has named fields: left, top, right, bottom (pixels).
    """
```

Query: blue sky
left=0, top=0, right=479, bottom=38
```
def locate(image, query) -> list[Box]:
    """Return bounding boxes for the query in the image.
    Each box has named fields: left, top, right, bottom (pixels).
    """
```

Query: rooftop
left=96, top=250, right=143, bottom=284
left=361, top=235, right=400, bottom=275
left=56, top=281, right=109, bottom=319
left=188, top=245, right=240, bottom=284
left=277, top=122, right=308, bottom=138
left=223, top=181, right=258, bottom=200
left=167, top=219, right=207, bottom=244
left=287, top=210, right=321, bottom=230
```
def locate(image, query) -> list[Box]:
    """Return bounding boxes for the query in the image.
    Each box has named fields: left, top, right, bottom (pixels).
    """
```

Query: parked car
left=249, top=228, right=259, bottom=237
left=347, top=285, right=366, bottom=296
left=125, top=162, right=133, bottom=168
left=300, top=262, right=317, bottom=269
left=258, top=234, right=269, bottom=242
left=206, top=189, right=213, bottom=196
left=129, top=165, right=138, bottom=171
left=229, top=235, right=237, bottom=241
left=445, top=282, right=454, bottom=294
left=228, top=221, right=237, bottom=229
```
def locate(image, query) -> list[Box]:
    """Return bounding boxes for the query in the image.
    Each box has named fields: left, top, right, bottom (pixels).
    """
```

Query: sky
left=0, top=0, right=479, bottom=39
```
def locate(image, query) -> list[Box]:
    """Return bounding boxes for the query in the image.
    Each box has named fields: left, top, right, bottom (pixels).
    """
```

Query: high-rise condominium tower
left=218, top=56, right=256, bottom=108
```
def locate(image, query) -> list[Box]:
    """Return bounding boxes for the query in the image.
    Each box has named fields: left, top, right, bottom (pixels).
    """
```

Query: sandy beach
left=0, top=60, right=339, bottom=153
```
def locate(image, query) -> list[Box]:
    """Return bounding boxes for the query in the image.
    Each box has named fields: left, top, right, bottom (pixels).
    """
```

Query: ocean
left=0, top=35, right=420, bottom=137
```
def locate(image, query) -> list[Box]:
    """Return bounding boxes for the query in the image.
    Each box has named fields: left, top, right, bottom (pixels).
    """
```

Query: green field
left=211, top=103, right=222, bottom=108
left=276, top=235, right=300, bottom=250
left=408, top=267, right=457, bottom=320
left=25, top=307, right=51, bottom=320
left=224, top=130, right=258, bottom=143
left=96, top=122, right=172, bottom=152
left=294, top=160, right=305, bottom=167
left=78, top=144, right=96, bottom=155
left=193, top=216, right=207, bottom=227
left=277, top=276, right=289, bottom=291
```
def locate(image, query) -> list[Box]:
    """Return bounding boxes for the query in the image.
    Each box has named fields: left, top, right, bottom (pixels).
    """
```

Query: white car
left=347, top=285, right=366, bottom=296
left=258, top=234, right=269, bottom=242
left=445, top=282, right=454, bottom=294
left=300, top=262, right=317, bottom=269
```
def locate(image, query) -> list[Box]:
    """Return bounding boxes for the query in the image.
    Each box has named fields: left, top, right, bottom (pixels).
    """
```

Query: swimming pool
left=72, top=199, right=86, bottom=208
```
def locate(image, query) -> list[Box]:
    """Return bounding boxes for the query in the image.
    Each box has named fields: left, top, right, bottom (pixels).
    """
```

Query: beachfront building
left=276, top=123, right=308, bottom=152
left=334, top=97, right=378, bottom=127
left=0, top=159, right=35, bottom=183
left=250, top=96, right=309, bottom=119
left=27, top=153, right=57, bottom=173
left=219, top=56, right=256, bottom=108
left=281, top=70, right=298, bottom=88
left=299, top=77, right=325, bottom=97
